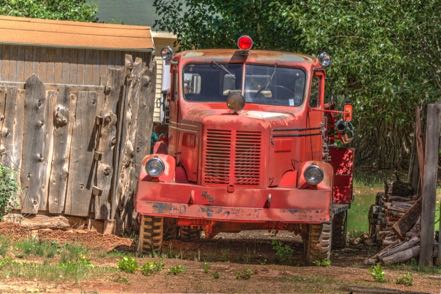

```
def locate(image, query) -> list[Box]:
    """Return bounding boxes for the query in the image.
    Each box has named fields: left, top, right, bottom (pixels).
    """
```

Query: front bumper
left=136, top=181, right=332, bottom=224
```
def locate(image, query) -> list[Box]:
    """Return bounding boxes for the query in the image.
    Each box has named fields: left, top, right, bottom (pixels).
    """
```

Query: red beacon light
left=237, top=35, right=253, bottom=51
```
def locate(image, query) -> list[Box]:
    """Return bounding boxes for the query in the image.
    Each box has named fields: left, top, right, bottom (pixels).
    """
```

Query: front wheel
left=303, top=222, right=332, bottom=265
left=137, top=215, right=164, bottom=255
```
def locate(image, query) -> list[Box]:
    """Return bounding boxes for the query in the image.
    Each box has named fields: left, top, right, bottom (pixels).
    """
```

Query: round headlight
left=304, top=164, right=324, bottom=186
left=145, top=157, right=165, bottom=177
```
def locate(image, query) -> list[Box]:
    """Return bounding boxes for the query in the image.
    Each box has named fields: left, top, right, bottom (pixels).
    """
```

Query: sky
left=91, top=0, right=158, bottom=26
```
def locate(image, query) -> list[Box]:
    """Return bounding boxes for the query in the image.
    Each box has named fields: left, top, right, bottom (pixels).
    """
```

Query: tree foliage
left=0, top=0, right=97, bottom=21
left=154, top=0, right=440, bottom=168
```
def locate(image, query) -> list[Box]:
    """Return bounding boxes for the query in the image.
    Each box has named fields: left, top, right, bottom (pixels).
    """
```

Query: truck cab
left=136, top=36, right=354, bottom=263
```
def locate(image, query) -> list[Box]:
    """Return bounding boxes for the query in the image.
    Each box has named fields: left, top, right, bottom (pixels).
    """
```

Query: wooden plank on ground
left=94, top=68, right=123, bottom=220
left=65, top=90, right=98, bottom=216
left=20, top=75, right=48, bottom=214
left=419, top=103, right=440, bottom=267
left=392, top=198, right=422, bottom=239
left=48, top=86, right=73, bottom=214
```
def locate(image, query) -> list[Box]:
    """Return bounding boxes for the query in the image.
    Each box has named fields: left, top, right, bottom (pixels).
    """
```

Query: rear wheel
left=137, top=215, right=164, bottom=254
left=304, top=222, right=332, bottom=265
left=164, top=218, right=179, bottom=240
left=179, top=226, right=201, bottom=242
left=332, top=211, right=348, bottom=249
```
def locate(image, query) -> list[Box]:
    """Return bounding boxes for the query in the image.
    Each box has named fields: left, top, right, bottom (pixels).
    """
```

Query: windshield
left=183, top=63, right=306, bottom=106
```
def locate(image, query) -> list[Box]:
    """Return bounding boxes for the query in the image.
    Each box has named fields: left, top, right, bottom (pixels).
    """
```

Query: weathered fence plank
left=114, top=56, right=145, bottom=233
left=21, top=75, right=48, bottom=214
left=1, top=87, right=18, bottom=167
left=419, top=103, right=440, bottom=267
left=48, top=87, right=73, bottom=214
left=94, top=68, right=123, bottom=220
left=65, top=91, right=98, bottom=216
left=39, top=90, right=57, bottom=211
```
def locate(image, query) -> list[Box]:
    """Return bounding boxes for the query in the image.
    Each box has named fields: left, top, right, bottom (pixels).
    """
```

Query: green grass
left=348, top=183, right=379, bottom=237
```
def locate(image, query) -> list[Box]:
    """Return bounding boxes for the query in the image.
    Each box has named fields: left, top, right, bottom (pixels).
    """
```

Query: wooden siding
left=0, top=15, right=154, bottom=52
left=0, top=45, right=149, bottom=85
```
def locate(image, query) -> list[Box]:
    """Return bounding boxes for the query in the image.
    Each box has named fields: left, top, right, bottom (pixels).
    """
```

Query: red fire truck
left=136, top=36, right=354, bottom=263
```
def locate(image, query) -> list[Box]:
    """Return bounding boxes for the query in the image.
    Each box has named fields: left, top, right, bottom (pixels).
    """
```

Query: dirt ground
left=0, top=223, right=440, bottom=293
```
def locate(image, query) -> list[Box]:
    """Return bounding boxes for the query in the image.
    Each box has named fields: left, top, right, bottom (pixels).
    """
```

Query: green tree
left=0, top=0, right=97, bottom=21
left=154, top=0, right=440, bottom=168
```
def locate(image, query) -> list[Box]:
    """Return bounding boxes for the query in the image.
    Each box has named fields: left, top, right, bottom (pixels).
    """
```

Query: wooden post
left=419, top=103, right=440, bottom=267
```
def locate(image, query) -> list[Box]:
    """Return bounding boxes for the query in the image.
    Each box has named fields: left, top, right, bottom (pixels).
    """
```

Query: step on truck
left=136, top=36, right=355, bottom=264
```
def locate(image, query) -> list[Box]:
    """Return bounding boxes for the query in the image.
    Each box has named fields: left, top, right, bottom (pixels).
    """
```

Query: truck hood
left=184, top=108, right=298, bottom=130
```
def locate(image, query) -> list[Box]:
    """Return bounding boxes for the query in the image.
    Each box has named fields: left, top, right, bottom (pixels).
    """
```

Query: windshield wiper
left=212, top=61, right=235, bottom=78
left=256, top=64, right=278, bottom=96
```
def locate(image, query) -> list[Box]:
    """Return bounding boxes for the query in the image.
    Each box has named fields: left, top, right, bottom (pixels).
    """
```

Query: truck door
left=307, top=70, right=325, bottom=160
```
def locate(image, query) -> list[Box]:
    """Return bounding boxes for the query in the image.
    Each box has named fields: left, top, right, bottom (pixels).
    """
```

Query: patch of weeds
left=117, top=256, right=138, bottom=273
left=141, top=260, right=164, bottom=276
left=112, top=274, right=129, bottom=284
left=0, top=257, right=14, bottom=269
left=396, top=272, right=413, bottom=286
left=235, top=268, right=254, bottom=280
left=58, top=258, right=94, bottom=281
left=0, top=236, right=9, bottom=257
left=313, top=258, right=331, bottom=267
left=212, top=271, right=220, bottom=279
left=202, top=262, right=210, bottom=273
left=15, top=238, right=58, bottom=258
left=370, top=264, right=386, bottom=282
left=60, top=243, right=88, bottom=263
left=168, top=265, right=185, bottom=275
left=0, top=164, right=18, bottom=219
left=272, top=240, right=293, bottom=262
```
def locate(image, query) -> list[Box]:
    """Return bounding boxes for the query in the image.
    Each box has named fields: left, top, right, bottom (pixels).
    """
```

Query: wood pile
left=366, top=178, right=430, bottom=265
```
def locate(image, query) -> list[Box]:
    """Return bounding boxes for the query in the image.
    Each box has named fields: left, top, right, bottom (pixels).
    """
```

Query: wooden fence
left=0, top=54, right=155, bottom=233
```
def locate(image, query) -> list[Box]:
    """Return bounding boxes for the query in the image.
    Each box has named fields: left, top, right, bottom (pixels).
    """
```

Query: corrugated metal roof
left=0, top=15, right=154, bottom=51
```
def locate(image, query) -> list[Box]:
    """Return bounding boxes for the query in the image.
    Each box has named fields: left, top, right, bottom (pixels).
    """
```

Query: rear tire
left=137, top=215, right=164, bottom=255
left=164, top=218, right=179, bottom=240
left=179, top=226, right=201, bottom=242
left=332, top=211, right=348, bottom=249
left=304, top=222, right=332, bottom=265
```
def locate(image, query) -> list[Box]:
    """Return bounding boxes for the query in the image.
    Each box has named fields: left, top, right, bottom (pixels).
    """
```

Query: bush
left=141, top=260, right=164, bottom=276
left=0, top=165, right=18, bottom=219
left=272, top=240, right=293, bottom=262
left=235, top=268, right=254, bottom=280
left=370, top=264, right=386, bottom=282
left=117, top=257, right=138, bottom=273
left=168, top=264, right=185, bottom=275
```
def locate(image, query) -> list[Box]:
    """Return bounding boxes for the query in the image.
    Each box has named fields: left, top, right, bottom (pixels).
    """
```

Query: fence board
left=94, top=69, right=123, bottom=220
left=21, top=75, right=48, bottom=214
left=114, top=56, right=146, bottom=232
left=48, top=86, right=72, bottom=214
left=419, top=103, right=440, bottom=266
left=1, top=87, right=18, bottom=167
left=65, top=90, right=98, bottom=216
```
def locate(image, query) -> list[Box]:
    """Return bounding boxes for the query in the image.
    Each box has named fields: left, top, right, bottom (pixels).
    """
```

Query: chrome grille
left=234, top=131, right=261, bottom=185
left=203, top=129, right=231, bottom=184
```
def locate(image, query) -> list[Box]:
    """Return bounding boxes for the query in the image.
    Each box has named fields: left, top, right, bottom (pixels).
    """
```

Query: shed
left=0, top=15, right=154, bottom=85
left=0, top=16, right=156, bottom=233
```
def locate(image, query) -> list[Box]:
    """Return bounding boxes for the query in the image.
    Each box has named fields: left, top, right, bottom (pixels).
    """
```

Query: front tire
left=137, top=215, right=164, bottom=254
left=304, top=222, right=332, bottom=265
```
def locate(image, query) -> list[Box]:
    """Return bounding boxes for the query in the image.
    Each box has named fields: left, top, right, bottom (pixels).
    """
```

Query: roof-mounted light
left=237, top=35, right=253, bottom=51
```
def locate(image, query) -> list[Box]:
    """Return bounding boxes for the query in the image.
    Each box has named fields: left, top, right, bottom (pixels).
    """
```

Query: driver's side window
left=310, top=76, right=320, bottom=108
